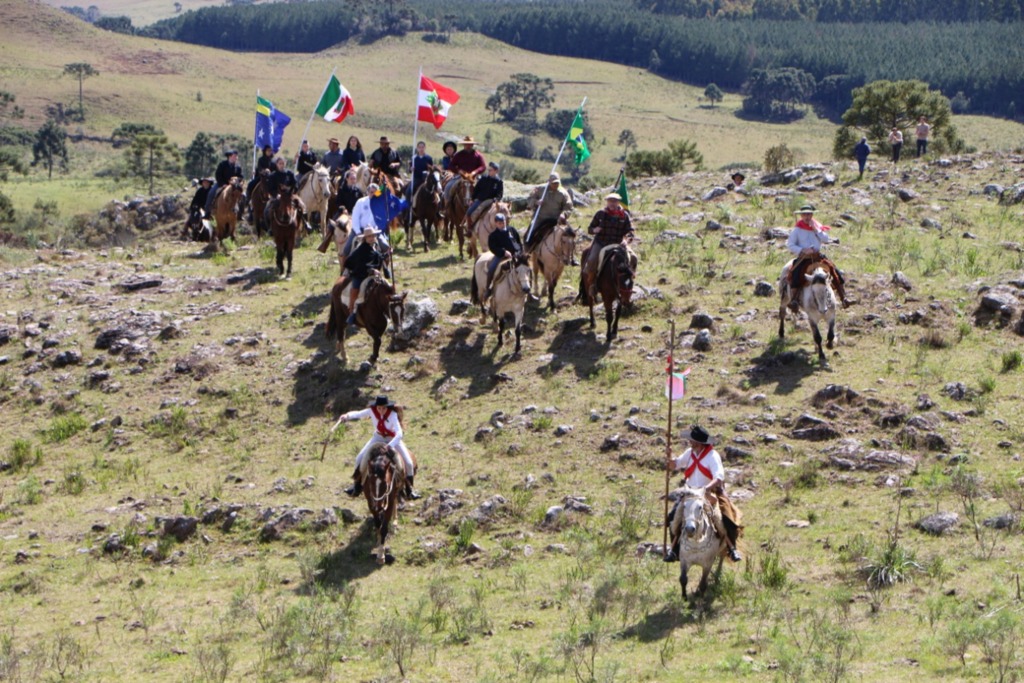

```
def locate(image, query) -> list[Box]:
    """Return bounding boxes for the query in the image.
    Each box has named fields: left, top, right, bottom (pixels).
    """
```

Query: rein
left=369, top=471, right=395, bottom=505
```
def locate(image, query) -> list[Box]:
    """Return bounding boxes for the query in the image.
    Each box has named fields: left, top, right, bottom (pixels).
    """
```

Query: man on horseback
left=410, top=141, right=433, bottom=202
left=465, top=162, right=503, bottom=233
left=322, top=137, right=344, bottom=176
left=335, top=395, right=419, bottom=500
left=206, top=149, right=243, bottom=218
left=295, top=139, right=318, bottom=179
left=582, top=193, right=633, bottom=301
left=247, top=144, right=275, bottom=199
left=369, top=136, right=402, bottom=179
left=525, top=172, right=573, bottom=255
left=267, top=156, right=307, bottom=229
left=442, top=136, right=486, bottom=206
left=786, top=204, right=848, bottom=311
left=341, top=226, right=389, bottom=328
left=484, top=214, right=523, bottom=302
left=664, top=425, right=743, bottom=563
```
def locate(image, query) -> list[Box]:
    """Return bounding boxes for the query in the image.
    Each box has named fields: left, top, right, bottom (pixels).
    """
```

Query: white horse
left=297, top=163, right=331, bottom=237
left=352, top=161, right=372, bottom=194
left=529, top=222, right=577, bottom=311
left=470, top=252, right=532, bottom=357
left=676, top=486, right=727, bottom=600
left=778, top=262, right=838, bottom=364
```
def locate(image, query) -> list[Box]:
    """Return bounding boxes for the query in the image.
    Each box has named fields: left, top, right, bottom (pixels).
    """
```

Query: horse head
left=680, top=486, right=709, bottom=538
left=387, top=291, right=407, bottom=332
left=613, top=246, right=635, bottom=304
left=512, top=254, right=532, bottom=294
left=805, top=267, right=836, bottom=313
left=557, top=225, right=577, bottom=262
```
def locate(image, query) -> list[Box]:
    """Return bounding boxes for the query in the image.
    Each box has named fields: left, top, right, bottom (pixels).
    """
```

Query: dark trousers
left=917, top=140, right=928, bottom=157
left=856, top=158, right=867, bottom=176
left=891, top=143, right=902, bottom=163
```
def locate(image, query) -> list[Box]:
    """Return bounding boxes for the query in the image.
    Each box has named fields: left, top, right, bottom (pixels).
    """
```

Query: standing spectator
left=295, top=140, right=318, bottom=178
left=888, top=127, right=903, bottom=163
left=341, top=135, right=365, bottom=170
left=322, top=138, right=344, bottom=175
left=915, top=116, right=931, bottom=158
left=854, top=137, right=870, bottom=179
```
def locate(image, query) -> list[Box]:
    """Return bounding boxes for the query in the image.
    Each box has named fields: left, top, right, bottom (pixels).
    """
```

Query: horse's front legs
left=512, top=318, right=522, bottom=356
left=811, top=321, right=825, bottom=361
left=826, top=318, right=836, bottom=350
left=496, top=316, right=506, bottom=349
left=778, top=305, right=787, bottom=339
left=605, top=301, right=616, bottom=343
left=369, top=334, right=382, bottom=365
left=697, top=566, right=711, bottom=596
left=679, top=563, right=689, bottom=600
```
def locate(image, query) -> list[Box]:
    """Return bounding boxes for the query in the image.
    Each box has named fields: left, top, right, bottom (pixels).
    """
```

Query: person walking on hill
left=888, top=127, right=903, bottom=163
left=915, top=116, right=931, bottom=158
left=854, top=137, right=870, bottom=179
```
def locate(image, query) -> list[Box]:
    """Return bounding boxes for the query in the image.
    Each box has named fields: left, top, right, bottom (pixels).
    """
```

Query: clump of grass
left=8, top=439, right=43, bottom=473
left=754, top=540, right=788, bottom=589
left=978, top=375, right=997, bottom=394
left=861, top=535, right=922, bottom=588
left=44, top=413, right=87, bottom=443
left=454, top=518, right=476, bottom=553
left=18, top=475, right=43, bottom=505
left=59, top=466, right=87, bottom=496
left=919, top=329, right=951, bottom=349
left=590, top=360, right=624, bottom=387
left=787, top=458, right=823, bottom=490
left=1000, top=349, right=1022, bottom=373
left=531, top=414, right=553, bottom=432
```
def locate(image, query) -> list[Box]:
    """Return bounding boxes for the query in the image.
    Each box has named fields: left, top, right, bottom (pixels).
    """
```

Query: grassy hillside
left=41, top=0, right=231, bottom=25
left=4, top=0, right=1024, bottom=219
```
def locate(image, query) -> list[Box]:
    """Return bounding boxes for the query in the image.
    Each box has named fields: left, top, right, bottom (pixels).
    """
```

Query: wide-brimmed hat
left=794, top=204, right=816, bottom=215
left=200, top=177, right=213, bottom=185
left=327, top=137, right=340, bottom=145
left=730, top=172, right=746, bottom=182
left=459, top=136, right=477, bottom=145
left=548, top=172, right=560, bottom=182
left=442, top=140, right=457, bottom=152
left=224, top=149, right=238, bottom=157
left=371, top=395, right=394, bottom=407
left=379, top=136, right=391, bottom=143
left=361, top=227, right=382, bottom=237
left=605, top=192, right=622, bottom=201
left=685, top=425, right=715, bottom=445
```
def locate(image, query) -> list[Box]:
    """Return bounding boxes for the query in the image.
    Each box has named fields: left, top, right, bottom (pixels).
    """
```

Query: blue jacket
left=854, top=140, right=870, bottom=161
left=412, top=154, right=434, bottom=188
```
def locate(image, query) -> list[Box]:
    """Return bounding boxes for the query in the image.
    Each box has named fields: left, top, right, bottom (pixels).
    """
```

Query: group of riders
left=188, top=132, right=852, bottom=565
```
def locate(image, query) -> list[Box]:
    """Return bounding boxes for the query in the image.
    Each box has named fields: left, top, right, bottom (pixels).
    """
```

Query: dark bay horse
left=267, top=187, right=299, bottom=278
left=249, top=175, right=271, bottom=239
left=326, top=273, right=407, bottom=364
left=408, top=167, right=443, bottom=253
left=444, top=172, right=473, bottom=259
left=362, top=443, right=405, bottom=565
left=580, top=243, right=635, bottom=343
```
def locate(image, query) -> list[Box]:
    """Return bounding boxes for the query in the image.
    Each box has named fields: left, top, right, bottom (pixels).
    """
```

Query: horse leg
left=276, top=246, right=285, bottom=277
left=826, top=317, right=836, bottom=349
left=778, top=303, right=786, bottom=339
left=679, top=562, right=689, bottom=600
left=548, top=277, right=557, bottom=311
left=496, top=316, right=505, bottom=349
left=513, top=317, right=522, bottom=356
left=811, top=320, right=825, bottom=361
left=370, top=334, right=381, bottom=365
left=286, top=241, right=293, bottom=279
left=605, top=300, right=615, bottom=343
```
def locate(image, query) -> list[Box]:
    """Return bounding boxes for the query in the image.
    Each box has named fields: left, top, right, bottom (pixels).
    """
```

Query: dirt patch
left=104, top=49, right=184, bottom=76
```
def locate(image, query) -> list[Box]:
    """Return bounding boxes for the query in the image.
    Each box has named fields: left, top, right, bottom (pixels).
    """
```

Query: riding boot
left=788, top=288, right=801, bottom=313
left=344, top=469, right=362, bottom=497
left=317, top=224, right=335, bottom=253
left=404, top=476, right=422, bottom=500
left=663, top=537, right=680, bottom=563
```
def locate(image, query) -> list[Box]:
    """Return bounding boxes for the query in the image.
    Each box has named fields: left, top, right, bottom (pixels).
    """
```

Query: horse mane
left=809, top=268, right=829, bottom=285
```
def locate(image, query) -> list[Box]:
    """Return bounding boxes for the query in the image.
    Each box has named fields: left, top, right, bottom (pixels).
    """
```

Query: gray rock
left=980, top=291, right=1017, bottom=315
left=983, top=183, right=1004, bottom=196
left=983, top=514, right=1018, bottom=530
left=117, top=276, right=163, bottom=293
left=999, top=183, right=1024, bottom=206
left=398, top=297, right=438, bottom=341
left=754, top=281, right=775, bottom=297
left=690, top=312, right=714, bottom=330
left=259, top=523, right=281, bottom=542
left=51, top=349, right=82, bottom=368
left=917, top=394, right=935, bottom=411
left=654, top=230, right=692, bottom=244
left=915, top=511, right=959, bottom=535
left=691, top=329, right=712, bottom=351
left=704, top=219, right=723, bottom=231
left=0, top=325, right=14, bottom=345
left=554, top=424, right=574, bottom=437
left=449, top=299, right=472, bottom=315
left=600, top=434, right=622, bottom=451
left=764, top=227, right=791, bottom=240
left=702, top=187, right=728, bottom=201
left=544, top=505, right=564, bottom=525
left=792, top=423, right=840, bottom=441
left=723, top=446, right=753, bottom=461
left=920, top=218, right=942, bottom=230
left=811, top=384, right=861, bottom=407
left=163, top=516, right=198, bottom=542
left=624, top=417, right=658, bottom=435
left=943, top=382, right=969, bottom=401
left=897, top=189, right=917, bottom=202
left=103, top=534, right=126, bottom=554
left=892, top=272, right=913, bottom=291
left=821, top=174, right=836, bottom=187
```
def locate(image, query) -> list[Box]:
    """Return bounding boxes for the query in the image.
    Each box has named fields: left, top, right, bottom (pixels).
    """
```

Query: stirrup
left=729, top=547, right=742, bottom=562
left=344, top=483, right=361, bottom=497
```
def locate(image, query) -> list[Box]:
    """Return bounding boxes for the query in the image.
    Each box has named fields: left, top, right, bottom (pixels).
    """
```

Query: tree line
left=633, top=0, right=1024, bottom=22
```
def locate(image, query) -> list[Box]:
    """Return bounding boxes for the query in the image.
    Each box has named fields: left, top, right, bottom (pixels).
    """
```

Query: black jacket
left=341, top=147, right=365, bottom=169
left=297, top=150, right=318, bottom=175
left=472, top=175, right=504, bottom=202
left=215, top=160, right=243, bottom=185
left=255, top=154, right=275, bottom=177
left=488, top=226, right=523, bottom=260
left=190, top=186, right=212, bottom=212
left=346, top=242, right=384, bottom=280
left=267, top=169, right=297, bottom=196
left=370, top=148, right=402, bottom=176
left=338, top=184, right=364, bottom=215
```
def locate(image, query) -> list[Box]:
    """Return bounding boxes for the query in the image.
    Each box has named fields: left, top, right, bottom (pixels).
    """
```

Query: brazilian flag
left=567, top=110, right=591, bottom=165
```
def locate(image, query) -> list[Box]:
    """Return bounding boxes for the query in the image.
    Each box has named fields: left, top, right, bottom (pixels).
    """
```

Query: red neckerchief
left=370, top=406, right=395, bottom=437
left=605, top=206, right=625, bottom=218
left=796, top=218, right=831, bottom=232
left=684, top=444, right=714, bottom=481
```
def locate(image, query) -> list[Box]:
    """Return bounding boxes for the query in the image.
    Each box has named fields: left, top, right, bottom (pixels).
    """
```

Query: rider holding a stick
left=331, top=396, right=419, bottom=500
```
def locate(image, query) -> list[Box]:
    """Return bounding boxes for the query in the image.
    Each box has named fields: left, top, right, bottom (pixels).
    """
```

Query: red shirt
left=449, top=149, right=486, bottom=176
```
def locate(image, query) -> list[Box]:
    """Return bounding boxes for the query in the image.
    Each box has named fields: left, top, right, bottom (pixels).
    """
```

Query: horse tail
left=326, top=280, right=342, bottom=339
left=470, top=267, right=479, bottom=305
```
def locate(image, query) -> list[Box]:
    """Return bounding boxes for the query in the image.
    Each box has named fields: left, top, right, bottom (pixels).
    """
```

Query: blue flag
left=369, top=186, right=408, bottom=235
left=255, top=95, right=291, bottom=153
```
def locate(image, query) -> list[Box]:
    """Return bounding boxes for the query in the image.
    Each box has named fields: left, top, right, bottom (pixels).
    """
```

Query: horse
left=266, top=187, right=300, bottom=279
left=325, top=214, right=350, bottom=275
left=185, top=207, right=211, bottom=242
left=779, top=262, right=838, bottom=364
left=249, top=175, right=271, bottom=239
left=361, top=443, right=405, bottom=566
left=529, top=221, right=577, bottom=311
left=408, top=167, right=443, bottom=253
left=297, top=163, right=331, bottom=237
left=212, top=177, right=244, bottom=244
left=326, top=272, right=407, bottom=365
left=352, top=161, right=372, bottom=194
left=467, top=201, right=511, bottom=261
left=676, top=486, right=728, bottom=600
left=470, top=252, right=532, bottom=357
left=580, top=242, right=635, bottom=343
left=444, top=173, right=474, bottom=259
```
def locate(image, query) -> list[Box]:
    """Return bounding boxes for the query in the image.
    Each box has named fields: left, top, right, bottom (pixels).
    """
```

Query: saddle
left=467, top=199, right=495, bottom=226
left=789, top=253, right=843, bottom=300
left=596, top=242, right=636, bottom=276
left=340, top=271, right=387, bottom=306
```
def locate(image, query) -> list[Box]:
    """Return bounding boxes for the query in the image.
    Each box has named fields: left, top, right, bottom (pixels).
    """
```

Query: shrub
left=1000, top=350, right=1022, bottom=373
left=764, top=143, right=795, bottom=173
left=509, top=136, right=536, bottom=160
left=45, top=414, right=87, bottom=443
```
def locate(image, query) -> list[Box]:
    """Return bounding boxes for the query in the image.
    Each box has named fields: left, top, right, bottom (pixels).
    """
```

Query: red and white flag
left=417, top=75, right=460, bottom=129
left=314, top=75, right=354, bottom=123
left=666, top=365, right=691, bottom=401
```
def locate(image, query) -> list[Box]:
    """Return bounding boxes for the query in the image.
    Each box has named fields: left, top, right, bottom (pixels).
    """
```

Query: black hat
left=224, top=149, right=238, bottom=157
left=443, top=141, right=457, bottom=152
left=372, top=395, right=395, bottom=407
left=730, top=172, right=745, bottom=182
left=685, top=425, right=714, bottom=445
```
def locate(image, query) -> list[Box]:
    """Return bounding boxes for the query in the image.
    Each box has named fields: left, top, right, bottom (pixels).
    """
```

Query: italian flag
left=417, top=75, right=460, bottom=129
left=314, top=75, right=354, bottom=123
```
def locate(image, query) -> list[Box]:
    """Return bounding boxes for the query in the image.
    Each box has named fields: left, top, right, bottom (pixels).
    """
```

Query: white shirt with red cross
left=672, top=445, right=725, bottom=489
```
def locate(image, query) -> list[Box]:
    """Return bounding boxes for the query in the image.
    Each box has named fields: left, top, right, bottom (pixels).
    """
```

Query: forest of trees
left=131, top=0, right=1023, bottom=117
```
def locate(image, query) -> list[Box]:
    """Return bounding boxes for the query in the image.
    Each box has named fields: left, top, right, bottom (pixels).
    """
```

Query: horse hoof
left=384, top=552, right=396, bottom=565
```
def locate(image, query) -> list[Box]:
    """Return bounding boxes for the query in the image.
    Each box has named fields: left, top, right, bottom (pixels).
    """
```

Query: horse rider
left=266, top=156, right=307, bottom=227
left=442, top=136, right=486, bottom=206
left=465, top=162, right=503, bottom=232
left=340, top=182, right=389, bottom=260
left=582, top=193, right=633, bottom=300
left=189, top=177, right=213, bottom=218
left=440, top=140, right=457, bottom=172
left=206, top=149, right=243, bottom=218
left=525, top=172, right=574, bottom=256
left=786, top=204, right=848, bottom=310
left=664, top=425, right=743, bottom=564
left=340, top=226, right=389, bottom=328
left=247, top=144, right=275, bottom=199
left=334, top=395, right=419, bottom=500
left=322, top=137, right=344, bottom=176
left=295, top=139, right=318, bottom=179
left=341, top=135, right=366, bottom=171
left=319, top=168, right=366, bottom=253
left=369, top=136, right=402, bottom=179
left=484, top=213, right=523, bottom=301
left=410, top=141, right=433, bottom=202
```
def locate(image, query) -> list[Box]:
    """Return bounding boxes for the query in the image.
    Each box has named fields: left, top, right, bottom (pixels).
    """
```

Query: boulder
left=983, top=184, right=1004, bottom=196
left=915, top=511, right=959, bottom=536
left=51, top=349, right=82, bottom=368
left=162, top=516, right=198, bottom=542
left=691, top=330, right=712, bottom=351
left=897, top=189, right=918, bottom=203
left=702, top=187, right=728, bottom=201
left=754, top=281, right=775, bottom=297
left=397, top=297, right=438, bottom=341
left=891, top=272, right=913, bottom=291
left=999, top=183, right=1024, bottom=206
left=763, top=227, right=791, bottom=240
left=689, top=312, right=715, bottom=330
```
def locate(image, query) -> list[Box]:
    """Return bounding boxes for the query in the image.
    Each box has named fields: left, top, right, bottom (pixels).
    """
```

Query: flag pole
left=411, top=66, right=422, bottom=178
left=525, top=96, right=586, bottom=244
left=295, top=67, right=338, bottom=171
left=253, top=89, right=260, bottom=178
left=663, top=320, right=676, bottom=560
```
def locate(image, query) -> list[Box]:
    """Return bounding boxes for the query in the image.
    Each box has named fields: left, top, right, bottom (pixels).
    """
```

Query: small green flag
left=616, top=171, right=630, bottom=208
left=567, top=110, right=591, bottom=164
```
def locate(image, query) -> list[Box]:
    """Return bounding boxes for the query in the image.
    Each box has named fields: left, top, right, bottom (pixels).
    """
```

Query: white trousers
left=354, top=434, right=415, bottom=477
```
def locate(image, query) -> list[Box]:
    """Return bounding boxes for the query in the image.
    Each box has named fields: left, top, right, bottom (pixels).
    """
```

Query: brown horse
left=467, top=201, right=511, bottom=261
left=580, top=243, right=635, bottom=343
left=408, top=167, right=443, bottom=253
left=249, top=176, right=271, bottom=239
left=361, top=443, right=405, bottom=565
left=444, top=173, right=473, bottom=259
left=212, top=177, right=244, bottom=243
left=267, top=187, right=300, bottom=278
left=529, top=221, right=577, bottom=311
left=326, top=273, right=407, bottom=364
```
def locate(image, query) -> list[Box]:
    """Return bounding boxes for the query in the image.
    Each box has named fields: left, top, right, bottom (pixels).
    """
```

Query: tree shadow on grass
left=742, top=336, right=822, bottom=395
